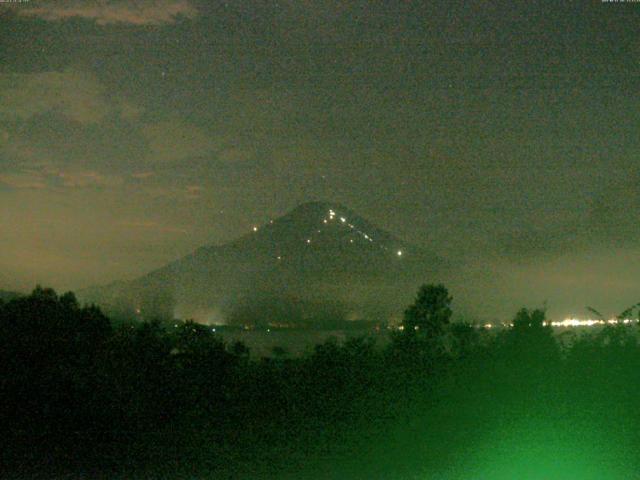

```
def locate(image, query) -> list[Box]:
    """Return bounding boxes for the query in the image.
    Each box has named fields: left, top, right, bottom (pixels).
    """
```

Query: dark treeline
left=2, top=285, right=640, bottom=479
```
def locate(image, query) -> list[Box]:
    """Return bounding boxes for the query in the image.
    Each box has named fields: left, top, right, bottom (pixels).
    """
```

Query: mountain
left=81, top=202, right=445, bottom=326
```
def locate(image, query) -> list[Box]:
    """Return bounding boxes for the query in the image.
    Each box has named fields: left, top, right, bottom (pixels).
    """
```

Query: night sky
left=1, top=0, right=639, bottom=320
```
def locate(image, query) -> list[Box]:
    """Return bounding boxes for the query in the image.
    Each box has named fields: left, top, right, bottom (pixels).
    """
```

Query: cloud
left=185, top=184, right=202, bottom=199
left=0, top=172, right=47, bottom=190
left=0, top=94, right=147, bottom=180
left=131, top=172, right=155, bottom=180
left=217, top=146, right=256, bottom=164
left=0, top=167, right=123, bottom=191
left=18, top=0, right=197, bottom=26
left=0, top=68, right=139, bottom=125
left=496, top=225, right=581, bottom=261
left=141, top=119, right=219, bottom=163
left=50, top=170, right=124, bottom=189
left=118, top=219, right=187, bottom=234
left=118, top=101, right=144, bottom=121
left=585, top=172, right=640, bottom=247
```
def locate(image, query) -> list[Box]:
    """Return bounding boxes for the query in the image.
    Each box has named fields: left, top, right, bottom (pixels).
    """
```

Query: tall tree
left=402, top=284, right=452, bottom=338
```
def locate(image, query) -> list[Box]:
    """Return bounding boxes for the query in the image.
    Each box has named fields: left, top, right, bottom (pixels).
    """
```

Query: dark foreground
left=2, top=288, right=640, bottom=479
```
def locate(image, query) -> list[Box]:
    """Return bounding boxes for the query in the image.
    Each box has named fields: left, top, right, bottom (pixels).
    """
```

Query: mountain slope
left=81, top=202, right=444, bottom=326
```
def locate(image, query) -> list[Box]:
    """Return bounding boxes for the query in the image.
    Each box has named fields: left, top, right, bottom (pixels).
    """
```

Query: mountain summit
left=82, top=202, right=443, bottom=326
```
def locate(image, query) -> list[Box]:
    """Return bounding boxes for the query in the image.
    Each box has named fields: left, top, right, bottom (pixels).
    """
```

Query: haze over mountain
left=81, top=202, right=444, bottom=327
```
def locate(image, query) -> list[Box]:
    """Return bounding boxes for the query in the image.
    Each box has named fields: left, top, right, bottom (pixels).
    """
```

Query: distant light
left=323, top=219, right=328, bottom=224
left=397, top=250, right=403, bottom=256
left=485, top=323, right=493, bottom=329
left=340, top=217, right=346, bottom=223
left=174, top=324, right=178, bottom=328
left=267, top=328, right=271, bottom=333
left=212, top=328, right=216, bottom=332
left=350, top=239, right=354, bottom=243
left=277, top=256, right=282, bottom=260
left=552, top=318, right=600, bottom=327
left=253, top=226, right=258, bottom=232
left=269, top=220, right=274, bottom=224
left=545, top=317, right=640, bottom=328
left=306, top=239, right=311, bottom=244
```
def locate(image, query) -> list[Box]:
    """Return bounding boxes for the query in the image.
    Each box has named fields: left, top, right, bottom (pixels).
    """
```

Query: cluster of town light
left=480, top=318, right=639, bottom=329
left=548, top=317, right=638, bottom=327
left=251, top=208, right=405, bottom=261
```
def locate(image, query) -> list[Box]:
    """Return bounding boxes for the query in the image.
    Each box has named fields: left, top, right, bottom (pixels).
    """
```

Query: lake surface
left=214, top=327, right=389, bottom=357
left=209, top=323, right=638, bottom=358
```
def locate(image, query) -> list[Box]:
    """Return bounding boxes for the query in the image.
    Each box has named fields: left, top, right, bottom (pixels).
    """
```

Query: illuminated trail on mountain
left=256, top=208, right=406, bottom=261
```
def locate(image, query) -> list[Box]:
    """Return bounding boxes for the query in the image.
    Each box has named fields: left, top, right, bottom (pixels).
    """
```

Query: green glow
left=423, top=416, right=637, bottom=480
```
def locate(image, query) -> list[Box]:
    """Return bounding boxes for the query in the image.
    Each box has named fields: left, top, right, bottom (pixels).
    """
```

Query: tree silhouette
left=512, top=307, right=546, bottom=331
left=449, top=322, right=482, bottom=358
left=500, top=306, right=559, bottom=369
left=271, top=345, right=289, bottom=359
left=402, top=284, right=452, bottom=338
